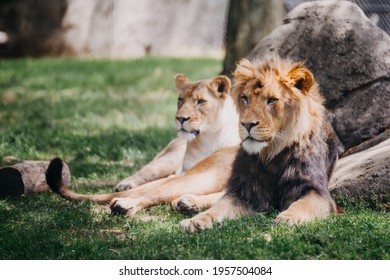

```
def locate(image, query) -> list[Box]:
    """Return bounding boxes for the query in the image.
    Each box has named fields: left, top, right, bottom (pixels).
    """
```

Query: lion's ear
left=234, top=59, right=255, bottom=82
left=175, top=74, right=191, bottom=90
left=209, top=75, right=231, bottom=98
left=287, top=65, right=314, bottom=95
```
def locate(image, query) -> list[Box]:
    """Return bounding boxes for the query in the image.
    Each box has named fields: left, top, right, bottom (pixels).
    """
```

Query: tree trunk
left=222, top=0, right=285, bottom=76
left=0, top=0, right=71, bottom=58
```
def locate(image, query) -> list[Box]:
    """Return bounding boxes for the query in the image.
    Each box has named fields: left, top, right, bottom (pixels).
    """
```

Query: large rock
left=248, top=0, right=390, bottom=151
left=330, top=139, right=390, bottom=203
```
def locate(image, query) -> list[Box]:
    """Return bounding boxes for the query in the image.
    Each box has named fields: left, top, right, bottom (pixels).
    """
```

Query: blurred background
left=1, top=0, right=388, bottom=73
left=0, top=0, right=278, bottom=58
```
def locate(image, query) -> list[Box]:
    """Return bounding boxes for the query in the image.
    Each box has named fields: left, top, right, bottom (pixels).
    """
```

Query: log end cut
left=0, top=167, right=25, bottom=197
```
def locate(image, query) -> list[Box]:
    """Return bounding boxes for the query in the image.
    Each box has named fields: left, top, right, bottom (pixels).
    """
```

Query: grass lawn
left=0, top=57, right=388, bottom=260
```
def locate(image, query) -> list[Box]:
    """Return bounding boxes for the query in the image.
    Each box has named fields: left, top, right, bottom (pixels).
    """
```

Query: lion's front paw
left=114, top=179, right=138, bottom=192
left=274, top=209, right=307, bottom=226
left=180, top=213, right=215, bottom=233
left=110, top=197, right=139, bottom=217
left=172, top=194, right=200, bottom=213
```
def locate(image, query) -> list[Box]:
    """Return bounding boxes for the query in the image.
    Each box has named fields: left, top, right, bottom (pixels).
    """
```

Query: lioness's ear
left=175, top=74, right=191, bottom=90
left=209, top=75, right=231, bottom=97
left=287, top=65, right=314, bottom=95
left=233, top=59, right=255, bottom=81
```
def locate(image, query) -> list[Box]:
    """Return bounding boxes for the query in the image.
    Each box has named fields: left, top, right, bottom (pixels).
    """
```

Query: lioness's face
left=174, top=74, right=231, bottom=141
left=233, top=58, right=315, bottom=155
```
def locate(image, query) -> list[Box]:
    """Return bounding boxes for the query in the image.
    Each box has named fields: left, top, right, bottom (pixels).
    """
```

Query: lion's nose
left=176, top=117, right=190, bottom=124
left=241, top=121, right=259, bottom=132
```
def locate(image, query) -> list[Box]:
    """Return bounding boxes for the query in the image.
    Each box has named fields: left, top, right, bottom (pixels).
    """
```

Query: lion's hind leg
left=172, top=191, right=225, bottom=213
left=115, top=138, right=187, bottom=191
left=274, top=191, right=336, bottom=226
left=111, top=147, right=237, bottom=217
left=110, top=168, right=227, bottom=217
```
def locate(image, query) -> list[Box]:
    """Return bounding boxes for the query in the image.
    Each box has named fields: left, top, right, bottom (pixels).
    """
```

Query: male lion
left=46, top=74, right=240, bottom=213
left=181, top=57, right=340, bottom=232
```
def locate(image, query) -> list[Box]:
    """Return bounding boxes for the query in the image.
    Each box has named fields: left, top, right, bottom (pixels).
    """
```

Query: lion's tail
left=46, top=157, right=65, bottom=194
left=46, top=157, right=123, bottom=203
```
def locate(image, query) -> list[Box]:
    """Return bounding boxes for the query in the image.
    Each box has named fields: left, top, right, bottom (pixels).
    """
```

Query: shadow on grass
left=1, top=116, right=176, bottom=180
left=0, top=193, right=389, bottom=260
left=66, top=127, right=176, bottom=185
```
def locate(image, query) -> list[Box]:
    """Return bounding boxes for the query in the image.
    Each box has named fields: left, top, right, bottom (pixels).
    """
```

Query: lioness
left=181, top=57, right=340, bottom=232
left=115, top=74, right=240, bottom=191
left=46, top=74, right=240, bottom=212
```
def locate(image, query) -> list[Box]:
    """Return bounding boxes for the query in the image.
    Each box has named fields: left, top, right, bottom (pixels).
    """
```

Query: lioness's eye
left=197, top=99, right=206, bottom=105
left=178, top=98, right=183, bottom=105
left=267, top=97, right=278, bottom=105
left=241, top=95, right=249, bottom=105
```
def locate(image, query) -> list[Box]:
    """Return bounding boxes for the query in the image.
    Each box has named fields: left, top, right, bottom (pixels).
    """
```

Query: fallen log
left=0, top=160, right=70, bottom=198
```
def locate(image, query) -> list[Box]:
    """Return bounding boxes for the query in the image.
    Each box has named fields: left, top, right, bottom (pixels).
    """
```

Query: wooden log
left=0, top=160, right=70, bottom=197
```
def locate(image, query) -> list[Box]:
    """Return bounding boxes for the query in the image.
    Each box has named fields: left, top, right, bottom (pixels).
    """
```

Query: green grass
left=0, top=57, right=388, bottom=260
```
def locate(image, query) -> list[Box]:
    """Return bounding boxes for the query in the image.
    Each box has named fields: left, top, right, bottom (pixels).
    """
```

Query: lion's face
left=233, top=57, right=323, bottom=157
left=174, top=74, right=231, bottom=141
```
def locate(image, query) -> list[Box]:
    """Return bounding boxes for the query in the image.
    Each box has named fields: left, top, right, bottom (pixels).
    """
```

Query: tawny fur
left=46, top=74, right=241, bottom=213
left=181, top=57, right=340, bottom=233
left=47, top=57, right=340, bottom=230
left=114, top=74, right=240, bottom=191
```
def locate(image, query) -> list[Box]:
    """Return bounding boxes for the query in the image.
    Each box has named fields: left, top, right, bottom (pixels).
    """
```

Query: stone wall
left=0, top=0, right=230, bottom=58
left=63, top=0, right=229, bottom=58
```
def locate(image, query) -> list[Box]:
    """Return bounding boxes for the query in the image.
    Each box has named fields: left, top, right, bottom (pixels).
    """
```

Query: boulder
left=342, top=128, right=390, bottom=157
left=248, top=0, right=390, bottom=151
left=330, top=139, right=390, bottom=203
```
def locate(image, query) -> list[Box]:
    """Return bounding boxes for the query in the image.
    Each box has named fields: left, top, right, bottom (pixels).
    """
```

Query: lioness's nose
left=176, top=117, right=190, bottom=124
left=241, top=121, right=259, bottom=132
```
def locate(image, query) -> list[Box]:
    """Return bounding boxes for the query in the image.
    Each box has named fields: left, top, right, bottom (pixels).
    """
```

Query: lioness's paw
left=274, top=209, right=307, bottom=226
left=172, top=194, right=200, bottom=213
left=114, top=179, right=138, bottom=192
left=110, top=198, right=139, bottom=217
left=180, top=214, right=214, bottom=233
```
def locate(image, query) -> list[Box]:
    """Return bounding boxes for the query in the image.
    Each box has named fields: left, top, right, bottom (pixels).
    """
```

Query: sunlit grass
left=0, top=57, right=221, bottom=182
left=0, top=57, right=388, bottom=260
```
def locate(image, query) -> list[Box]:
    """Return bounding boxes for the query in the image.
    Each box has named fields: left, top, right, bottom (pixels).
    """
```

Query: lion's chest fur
left=181, top=97, right=241, bottom=172
left=182, top=130, right=240, bottom=171
left=182, top=141, right=217, bottom=171
left=226, top=122, right=338, bottom=213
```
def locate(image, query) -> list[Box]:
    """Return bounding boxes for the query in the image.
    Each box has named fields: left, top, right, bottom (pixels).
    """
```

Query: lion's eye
left=267, top=97, right=278, bottom=105
left=197, top=99, right=206, bottom=105
left=241, top=95, right=249, bottom=105
left=178, top=97, right=183, bottom=106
